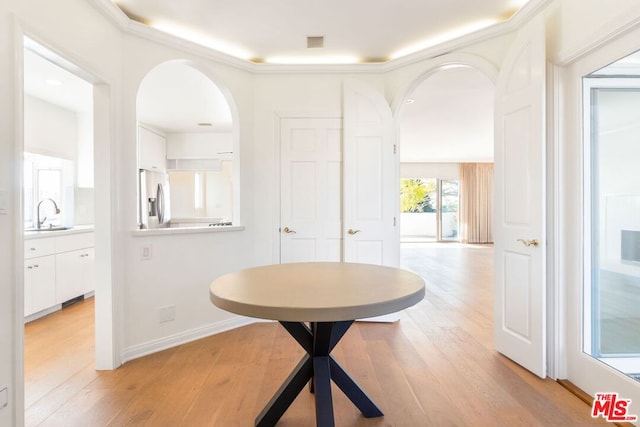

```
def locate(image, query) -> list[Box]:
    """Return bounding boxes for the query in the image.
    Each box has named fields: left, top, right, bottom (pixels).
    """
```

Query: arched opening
left=136, top=61, right=238, bottom=230
left=396, top=63, right=495, bottom=245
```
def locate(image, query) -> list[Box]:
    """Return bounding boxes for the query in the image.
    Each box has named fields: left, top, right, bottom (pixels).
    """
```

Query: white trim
left=549, top=63, right=565, bottom=380
left=14, top=20, right=121, bottom=373
left=547, top=63, right=563, bottom=380
left=12, top=16, right=26, bottom=427
left=120, top=316, right=263, bottom=363
left=24, top=305, right=61, bottom=323
left=130, top=225, right=245, bottom=237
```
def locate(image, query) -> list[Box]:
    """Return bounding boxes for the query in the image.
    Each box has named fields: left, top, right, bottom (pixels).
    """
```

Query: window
left=24, top=152, right=73, bottom=229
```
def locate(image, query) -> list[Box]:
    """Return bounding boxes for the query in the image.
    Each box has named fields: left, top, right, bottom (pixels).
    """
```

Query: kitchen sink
left=25, top=226, right=72, bottom=232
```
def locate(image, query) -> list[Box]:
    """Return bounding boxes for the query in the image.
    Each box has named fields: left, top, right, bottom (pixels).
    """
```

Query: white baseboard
left=121, top=316, right=264, bottom=364
left=24, top=304, right=62, bottom=323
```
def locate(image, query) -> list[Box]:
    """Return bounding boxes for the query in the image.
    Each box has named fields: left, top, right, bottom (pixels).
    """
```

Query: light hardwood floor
left=25, top=243, right=609, bottom=426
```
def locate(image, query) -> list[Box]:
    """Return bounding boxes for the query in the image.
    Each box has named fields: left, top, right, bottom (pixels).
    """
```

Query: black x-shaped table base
left=255, top=320, right=384, bottom=427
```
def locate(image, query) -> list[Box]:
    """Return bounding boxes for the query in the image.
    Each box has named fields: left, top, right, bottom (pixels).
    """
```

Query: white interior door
left=494, top=15, right=547, bottom=378
left=280, top=117, right=343, bottom=263
left=343, top=79, right=398, bottom=267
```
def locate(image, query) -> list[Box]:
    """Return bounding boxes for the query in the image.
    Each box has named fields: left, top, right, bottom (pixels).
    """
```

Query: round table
left=209, top=262, right=425, bottom=427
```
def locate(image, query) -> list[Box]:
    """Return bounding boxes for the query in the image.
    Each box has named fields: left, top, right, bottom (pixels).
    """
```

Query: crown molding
left=554, top=5, right=640, bottom=66
left=89, top=0, right=552, bottom=74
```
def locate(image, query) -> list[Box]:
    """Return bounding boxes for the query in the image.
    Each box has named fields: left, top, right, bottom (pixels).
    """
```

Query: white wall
left=24, top=95, right=77, bottom=159
left=120, top=34, right=257, bottom=354
left=401, top=162, right=460, bottom=180
left=555, top=0, right=640, bottom=59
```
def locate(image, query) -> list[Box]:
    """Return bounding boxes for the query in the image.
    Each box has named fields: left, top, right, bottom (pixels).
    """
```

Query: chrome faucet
left=37, top=198, right=60, bottom=229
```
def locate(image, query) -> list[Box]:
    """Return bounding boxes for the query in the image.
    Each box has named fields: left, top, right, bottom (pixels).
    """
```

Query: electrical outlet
left=141, top=245, right=152, bottom=260
left=0, top=386, right=7, bottom=410
left=158, top=305, right=176, bottom=323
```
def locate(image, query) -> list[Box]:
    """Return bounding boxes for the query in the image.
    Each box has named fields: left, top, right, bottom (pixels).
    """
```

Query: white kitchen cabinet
left=24, top=230, right=95, bottom=320
left=24, top=255, right=56, bottom=317
left=55, top=247, right=94, bottom=304
left=139, top=125, right=167, bottom=172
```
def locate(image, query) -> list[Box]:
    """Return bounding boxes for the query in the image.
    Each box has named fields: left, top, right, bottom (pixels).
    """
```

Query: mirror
left=136, top=61, right=234, bottom=229
left=583, top=50, right=640, bottom=381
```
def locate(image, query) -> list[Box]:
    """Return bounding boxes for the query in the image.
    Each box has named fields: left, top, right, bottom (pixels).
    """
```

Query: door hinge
left=393, top=144, right=397, bottom=154
left=393, top=217, right=397, bottom=227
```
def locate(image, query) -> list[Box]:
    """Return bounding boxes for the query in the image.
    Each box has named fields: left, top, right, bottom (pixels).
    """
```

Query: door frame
left=557, top=20, right=640, bottom=402
left=13, top=21, right=120, bottom=424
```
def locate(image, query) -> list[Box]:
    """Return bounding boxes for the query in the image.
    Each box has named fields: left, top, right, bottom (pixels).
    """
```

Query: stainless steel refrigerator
left=139, top=169, right=171, bottom=229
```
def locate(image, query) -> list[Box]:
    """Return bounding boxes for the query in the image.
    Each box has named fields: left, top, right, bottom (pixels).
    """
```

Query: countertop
left=24, top=225, right=94, bottom=240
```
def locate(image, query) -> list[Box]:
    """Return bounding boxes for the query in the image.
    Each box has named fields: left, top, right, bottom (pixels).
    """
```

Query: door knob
left=282, top=227, right=296, bottom=234
left=517, top=238, right=539, bottom=247
left=348, top=229, right=361, bottom=235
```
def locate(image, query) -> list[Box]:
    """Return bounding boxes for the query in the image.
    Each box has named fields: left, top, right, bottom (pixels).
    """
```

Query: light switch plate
left=141, top=245, right=152, bottom=260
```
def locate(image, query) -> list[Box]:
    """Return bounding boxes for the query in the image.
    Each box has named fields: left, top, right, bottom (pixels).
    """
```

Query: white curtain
left=460, top=163, right=493, bottom=243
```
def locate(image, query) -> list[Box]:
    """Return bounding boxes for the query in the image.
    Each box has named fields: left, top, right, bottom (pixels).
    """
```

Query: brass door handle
left=517, top=238, right=539, bottom=247
left=282, top=227, right=296, bottom=234
left=348, top=229, right=361, bottom=235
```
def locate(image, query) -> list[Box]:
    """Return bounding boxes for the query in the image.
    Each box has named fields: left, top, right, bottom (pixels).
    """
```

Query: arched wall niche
left=135, top=59, right=240, bottom=229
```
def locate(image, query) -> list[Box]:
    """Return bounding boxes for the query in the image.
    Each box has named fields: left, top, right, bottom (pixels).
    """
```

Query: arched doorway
left=393, top=57, right=497, bottom=246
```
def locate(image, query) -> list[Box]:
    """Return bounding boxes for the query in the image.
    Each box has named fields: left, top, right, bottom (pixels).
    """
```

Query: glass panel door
left=585, top=78, right=640, bottom=378
left=439, top=179, right=459, bottom=241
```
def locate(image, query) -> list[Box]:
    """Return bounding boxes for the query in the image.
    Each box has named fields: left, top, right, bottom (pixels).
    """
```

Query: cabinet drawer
left=24, top=238, right=57, bottom=259
left=56, top=232, right=95, bottom=253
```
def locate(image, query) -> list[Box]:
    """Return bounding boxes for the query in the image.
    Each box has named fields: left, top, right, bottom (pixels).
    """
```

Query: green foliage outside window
left=400, top=179, right=436, bottom=213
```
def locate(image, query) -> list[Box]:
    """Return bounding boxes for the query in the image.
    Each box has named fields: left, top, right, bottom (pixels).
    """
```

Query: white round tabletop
left=209, top=262, right=425, bottom=322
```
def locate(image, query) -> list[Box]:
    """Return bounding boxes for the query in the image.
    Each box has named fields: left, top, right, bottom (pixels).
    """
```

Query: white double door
left=280, top=117, right=344, bottom=263
left=280, top=81, right=398, bottom=267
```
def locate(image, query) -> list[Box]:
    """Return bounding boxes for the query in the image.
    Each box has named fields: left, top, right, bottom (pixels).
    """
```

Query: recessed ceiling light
left=45, top=79, right=63, bottom=86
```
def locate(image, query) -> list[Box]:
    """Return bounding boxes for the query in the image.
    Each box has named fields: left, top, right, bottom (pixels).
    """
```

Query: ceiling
left=110, top=0, right=530, bottom=64
left=400, top=66, right=494, bottom=163
left=23, top=44, right=92, bottom=115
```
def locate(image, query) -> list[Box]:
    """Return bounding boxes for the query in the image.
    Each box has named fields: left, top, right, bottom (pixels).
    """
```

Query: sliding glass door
left=399, top=177, right=459, bottom=242
left=439, top=179, right=459, bottom=241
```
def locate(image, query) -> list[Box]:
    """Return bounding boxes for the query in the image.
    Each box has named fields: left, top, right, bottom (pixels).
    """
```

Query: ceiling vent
left=307, top=36, right=324, bottom=49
